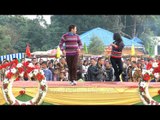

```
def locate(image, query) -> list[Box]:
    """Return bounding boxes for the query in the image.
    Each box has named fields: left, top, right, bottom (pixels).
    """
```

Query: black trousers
left=110, top=57, right=123, bottom=81
left=66, top=54, right=79, bottom=82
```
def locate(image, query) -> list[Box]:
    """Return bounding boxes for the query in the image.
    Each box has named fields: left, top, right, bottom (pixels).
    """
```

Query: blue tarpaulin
left=80, top=27, right=144, bottom=48
left=131, top=37, right=144, bottom=44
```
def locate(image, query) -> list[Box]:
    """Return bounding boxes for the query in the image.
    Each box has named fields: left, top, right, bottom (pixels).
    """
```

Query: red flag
left=26, top=43, right=31, bottom=57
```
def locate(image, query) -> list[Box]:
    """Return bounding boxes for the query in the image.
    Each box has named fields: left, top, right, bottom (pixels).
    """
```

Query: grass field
left=135, top=95, right=160, bottom=105
left=4, top=94, right=53, bottom=105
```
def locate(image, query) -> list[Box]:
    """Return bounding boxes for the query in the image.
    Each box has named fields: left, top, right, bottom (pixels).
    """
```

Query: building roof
left=80, top=27, right=144, bottom=48
left=132, top=37, right=144, bottom=44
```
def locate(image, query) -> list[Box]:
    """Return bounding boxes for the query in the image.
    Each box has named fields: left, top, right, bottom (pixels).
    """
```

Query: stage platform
left=0, top=81, right=160, bottom=105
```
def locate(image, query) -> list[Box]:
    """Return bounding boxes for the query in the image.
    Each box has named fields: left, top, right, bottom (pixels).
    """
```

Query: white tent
left=31, top=49, right=62, bottom=58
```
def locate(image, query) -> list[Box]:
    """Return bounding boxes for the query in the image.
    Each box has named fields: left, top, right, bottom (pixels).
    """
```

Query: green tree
left=83, top=42, right=88, bottom=54
left=1, top=15, right=160, bottom=56
left=14, top=17, right=49, bottom=52
left=139, top=28, right=154, bottom=56
left=47, top=16, right=63, bottom=49
left=0, top=26, right=12, bottom=55
left=88, top=36, right=105, bottom=55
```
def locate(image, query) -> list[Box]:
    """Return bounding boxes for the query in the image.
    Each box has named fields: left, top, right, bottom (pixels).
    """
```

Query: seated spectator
left=35, top=62, right=41, bottom=69
left=53, top=68, right=60, bottom=81
left=32, top=57, right=37, bottom=65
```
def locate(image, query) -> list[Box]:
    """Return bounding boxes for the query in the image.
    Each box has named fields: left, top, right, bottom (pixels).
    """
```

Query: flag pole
left=24, top=53, right=26, bottom=62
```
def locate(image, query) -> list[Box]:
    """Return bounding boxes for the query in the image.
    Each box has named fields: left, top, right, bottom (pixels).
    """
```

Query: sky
left=23, top=15, right=52, bottom=24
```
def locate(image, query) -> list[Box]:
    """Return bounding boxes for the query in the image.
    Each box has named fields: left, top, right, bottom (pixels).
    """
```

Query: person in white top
left=82, top=60, right=89, bottom=81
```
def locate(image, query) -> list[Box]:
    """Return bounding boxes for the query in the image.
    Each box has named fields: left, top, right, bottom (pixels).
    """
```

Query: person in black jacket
left=104, top=60, right=114, bottom=81
left=87, top=58, right=98, bottom=81
left=95, top=57, right=106, bottom=81
left=110, top=33, right=125, bottom=81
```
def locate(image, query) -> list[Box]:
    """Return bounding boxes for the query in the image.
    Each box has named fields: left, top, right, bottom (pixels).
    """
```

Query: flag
left=18, top=59, right=21, bottom=63
left=56, top=46, right=61, bottom=58
left=84, top=42, right=88, bottom=54
left=26, top=43, right=31, bottom=57
left=131, top=44, right=135, bottom=56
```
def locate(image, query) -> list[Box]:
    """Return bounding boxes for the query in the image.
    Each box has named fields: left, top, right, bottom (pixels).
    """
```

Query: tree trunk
left=133, top=16, right=137, bottom=37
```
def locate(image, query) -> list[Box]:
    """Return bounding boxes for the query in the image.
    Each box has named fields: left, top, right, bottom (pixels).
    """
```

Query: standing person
left=48, top=62, right=54, bottom=81
left=82, top=60, right=89, bottom=81
left=32, top=57, right=37, bottom=65
left=87, top=58, right=98, bottom=81
left=95, top=57, right=106, bottom=81
left=110, top=33, right=125, bottom=82
left=104, top=60, right=114, bottom=81
left=41, top=61, right=53, bottom=81
left=59, top=25, right=82, bottom=85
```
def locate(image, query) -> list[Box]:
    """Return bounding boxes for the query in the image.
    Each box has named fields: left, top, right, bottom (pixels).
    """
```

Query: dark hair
left=132, top=61, right=137, bottom=64
left=48, top=62, right=53, bottom=65
left=32, top=57, right=36, bottom=60
left=57, top=63, right=61, bottom=67
left=83, top=60, right=88, bottom=65
left=90, top=58, right=96, bottom=61
left=27, top=60, right=31, bottom=63
left=50, top=59, right=54, bottom=63
left=98, top=57, right=104, bottom=62
left=69, top=25, right=76, bottom=32
left=113, top=33, right=122, bottom=42
left=35, top=62, right=39, bottom=65
left=42, top=61, right=47, bottom=65
left=60, top=57, right=65, bottom=61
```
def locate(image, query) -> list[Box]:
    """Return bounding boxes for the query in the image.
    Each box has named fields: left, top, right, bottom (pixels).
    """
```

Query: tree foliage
left=0, top=15, right=160, bottom=56
left=88, top=36, right=105, bottom=55
left=0, top=26, right=12, bottom=55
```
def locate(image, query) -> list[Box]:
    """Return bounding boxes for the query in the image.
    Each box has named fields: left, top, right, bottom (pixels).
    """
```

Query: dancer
left=110, top=33, right=125, bottom=82
left=59, top=25, right=82, bottom=85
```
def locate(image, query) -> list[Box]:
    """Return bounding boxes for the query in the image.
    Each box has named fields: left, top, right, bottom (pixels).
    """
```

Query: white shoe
left=70, top=80, right=77, bottom=85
